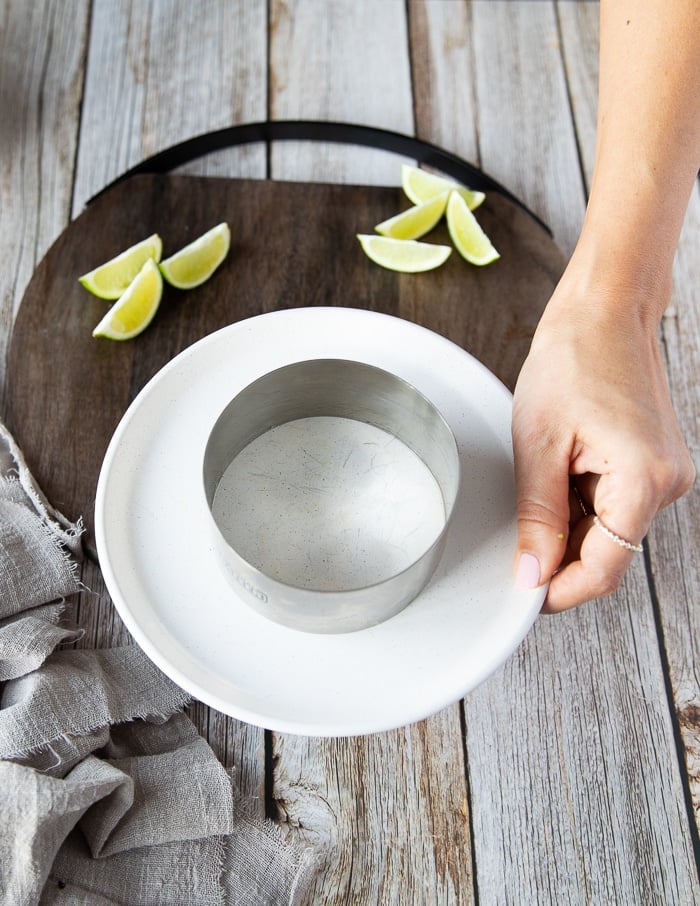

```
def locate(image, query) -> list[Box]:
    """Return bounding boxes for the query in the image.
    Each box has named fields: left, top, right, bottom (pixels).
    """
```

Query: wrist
left=545, top=224, right=673, bottom=334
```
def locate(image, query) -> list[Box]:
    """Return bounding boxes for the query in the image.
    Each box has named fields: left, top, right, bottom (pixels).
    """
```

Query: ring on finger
left=592, top=515, right=644, bottom=553
left=571, top=483, right=591, bottom=517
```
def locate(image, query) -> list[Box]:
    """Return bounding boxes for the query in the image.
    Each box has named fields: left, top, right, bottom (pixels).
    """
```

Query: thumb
left=513, top=429, right=571, bottom=590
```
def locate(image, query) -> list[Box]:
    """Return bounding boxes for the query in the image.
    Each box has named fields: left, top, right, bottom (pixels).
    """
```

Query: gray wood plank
left=72, top=0, right=268, bottom=213
left=408, top=0, right=480, bottom=164
left=0, top=0, right=89, bottom=403
left=269, top=0, right=415, bottom=185
left=271, top=712, right=473, bottom=905
left=471, top=0, right=586, bottom=256
left=650, top=188, right=700, bottom=833
left=465, top=580, right=699, bottom=905
left=556, top=0, right=599, bottom=192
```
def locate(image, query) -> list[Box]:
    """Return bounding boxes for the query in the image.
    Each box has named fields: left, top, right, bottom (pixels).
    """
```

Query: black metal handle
left=88, top=120, right=551, bottom=235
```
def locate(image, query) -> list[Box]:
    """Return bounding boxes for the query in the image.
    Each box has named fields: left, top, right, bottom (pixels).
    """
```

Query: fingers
left=543, top=453, right=694, bottom=610
left=514, top=444, right=648, bottom=609
left=543, top=518, right=636, bottom=613
left=544, top=472, right=647, bottom=612
left=513, top=433, right=665, bottom=608
left=513, top=423, right=570, bottom=591
left=510, top=301, right=696, bottom=612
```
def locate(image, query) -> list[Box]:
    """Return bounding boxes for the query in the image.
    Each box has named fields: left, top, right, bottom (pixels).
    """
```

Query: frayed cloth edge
left=224, top=799, right=319, bottom=906
left=0, top=421, right=84, bottom=558
left=0, top=696, right=194, bottom=762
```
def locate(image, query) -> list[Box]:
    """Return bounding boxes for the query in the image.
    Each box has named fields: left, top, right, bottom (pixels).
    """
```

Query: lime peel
left=446, top=191, right=500, bottom=266
left=401, top=164, right=485, bottom=211
left=92, top=258, right=163, bottom=340
left=79, top=233, right=163, bottom=300
left=159, top=222, right=231, bottom=289
left=357, top=234, right=451, bottom=273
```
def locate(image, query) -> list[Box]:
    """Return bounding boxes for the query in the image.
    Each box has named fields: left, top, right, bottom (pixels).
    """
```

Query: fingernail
left=516, top=552, right=541, bottom=590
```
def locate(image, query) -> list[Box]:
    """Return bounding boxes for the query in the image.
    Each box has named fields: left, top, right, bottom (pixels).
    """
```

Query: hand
left=512, top=274, right=695, bottom=612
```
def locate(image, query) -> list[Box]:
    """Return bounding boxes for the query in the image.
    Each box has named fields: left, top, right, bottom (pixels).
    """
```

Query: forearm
left=566, top=0, right=700, bottom=322
left=513, top=0, right=698, bottom=607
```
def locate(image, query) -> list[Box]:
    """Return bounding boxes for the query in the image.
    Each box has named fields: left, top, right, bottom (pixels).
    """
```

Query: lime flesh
left=79, top=233, right=162, bottom=300
left=375, top=191, right=449, bottom=240
left=159, top=223, right=230, bottom=289
left=357, top=234, right=451, bottom=273
left=445, top=192, right=499, bottom=266
left=401, top=164, right=485, bottom=211
left=92, top=258, right=163, bottom=340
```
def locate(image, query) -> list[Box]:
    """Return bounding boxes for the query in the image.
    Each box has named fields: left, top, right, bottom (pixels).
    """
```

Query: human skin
left=512, top=0, right=699, bottom=612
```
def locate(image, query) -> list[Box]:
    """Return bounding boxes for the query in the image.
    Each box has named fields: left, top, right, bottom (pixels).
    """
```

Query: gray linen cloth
left=0, top=421, right=314, bottom=906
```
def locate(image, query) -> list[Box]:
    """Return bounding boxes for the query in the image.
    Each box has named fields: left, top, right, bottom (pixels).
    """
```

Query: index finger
left=543, top=517, right=639, bottom=612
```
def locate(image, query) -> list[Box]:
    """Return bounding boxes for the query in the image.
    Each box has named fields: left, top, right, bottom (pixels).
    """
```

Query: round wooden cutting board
left=5, top=172, right=566, bottom=557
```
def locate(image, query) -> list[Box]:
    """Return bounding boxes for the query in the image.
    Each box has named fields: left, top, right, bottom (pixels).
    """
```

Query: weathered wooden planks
left=1, top=0, right=698, bottom=902
left=557, top=0, right=600, bottom=191
left=272, top=712, right=473, bottom=904
left=0, top=0, right=89, bottom=405
left=269, top=0, right=415, bottom=186
left=71, top=0, right=268, bottom=213
left=470, top=0, right=586, bottom=257
left=408, top=0, right=480, bottom=164
left=464, top=573, right=700, bottom=904
left=651, top=186, right=700, bottom=835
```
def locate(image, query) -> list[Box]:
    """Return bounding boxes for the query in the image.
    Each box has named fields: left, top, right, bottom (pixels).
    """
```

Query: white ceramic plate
left=95, top=308, right=544, bottom=736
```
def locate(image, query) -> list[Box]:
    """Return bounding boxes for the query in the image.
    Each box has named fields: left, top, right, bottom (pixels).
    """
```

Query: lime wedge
left=79, top=233, right=162, bottom=300
left=445, top=191, right=499, bottom=266
left=374, top=191, right=449, bottom=240
left=159, top=222, right=230, bottom=289
left=401, top=164, right=485, bottom=212
left=92, top=259, right=163, bottom=340
left=357, top=234, right=451, bottom=273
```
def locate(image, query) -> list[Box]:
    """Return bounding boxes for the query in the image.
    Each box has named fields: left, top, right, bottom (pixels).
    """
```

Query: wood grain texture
left=1, top=1, right=699, bottom=901
left=269, top=0, right=415, bottom=185
left=0, top=0, right=89, bottom=404
left=408, top=0, right=480, bottom=163
left=72, top=0, right=268, bottom=213
left=272, top=711, right=473, bottom=904
left=557, top=0, right=600, bottom=191
left=465, top=572, right=700, bottom=905
left=470, top=0, right=585, bottom=256
left=651, top=186, right=700, bottom=833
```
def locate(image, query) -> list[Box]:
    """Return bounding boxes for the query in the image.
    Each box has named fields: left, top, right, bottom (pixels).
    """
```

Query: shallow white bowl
left=95, top=307, right=544, bottom=737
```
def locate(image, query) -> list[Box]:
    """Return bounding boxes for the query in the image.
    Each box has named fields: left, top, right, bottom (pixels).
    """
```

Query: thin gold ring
left=571, top=483, right=590, bottom=517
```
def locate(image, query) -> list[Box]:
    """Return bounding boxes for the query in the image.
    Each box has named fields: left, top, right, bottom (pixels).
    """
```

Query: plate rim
left=95, top=307, right=545, bottom=736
